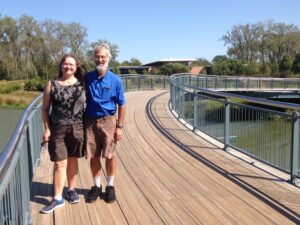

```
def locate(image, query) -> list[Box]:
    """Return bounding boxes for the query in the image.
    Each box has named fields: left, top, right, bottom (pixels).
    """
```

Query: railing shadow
left=147, top=92, right=300, bottom=224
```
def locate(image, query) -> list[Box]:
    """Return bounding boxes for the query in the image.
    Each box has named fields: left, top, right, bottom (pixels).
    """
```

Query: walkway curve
left=30, top=90, right=300, bottom=225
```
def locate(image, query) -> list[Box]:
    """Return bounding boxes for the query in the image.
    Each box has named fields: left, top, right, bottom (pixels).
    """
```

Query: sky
left=1, top=0, right=300, bottom=64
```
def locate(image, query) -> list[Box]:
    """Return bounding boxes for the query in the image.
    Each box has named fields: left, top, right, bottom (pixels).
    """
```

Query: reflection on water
left=0, top=108, right=23, bottom=153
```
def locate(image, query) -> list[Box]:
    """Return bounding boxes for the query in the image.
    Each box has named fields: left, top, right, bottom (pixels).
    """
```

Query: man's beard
left=96, top=62, right=108, bottom=74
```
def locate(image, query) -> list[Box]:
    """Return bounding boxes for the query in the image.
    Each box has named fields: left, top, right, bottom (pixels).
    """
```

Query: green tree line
left=0, top=14, right=121, bottom=80
left=1, top=15, right=300, bottom=80
left=212, top=20, right=300, bottom=77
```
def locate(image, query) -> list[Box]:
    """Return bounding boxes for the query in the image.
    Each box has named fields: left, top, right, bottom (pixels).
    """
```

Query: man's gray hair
left=94, top=43, right=112, bottom=60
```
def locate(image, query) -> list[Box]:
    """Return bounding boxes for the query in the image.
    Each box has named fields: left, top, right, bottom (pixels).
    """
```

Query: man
left=85, top=43, right=125, bottom=203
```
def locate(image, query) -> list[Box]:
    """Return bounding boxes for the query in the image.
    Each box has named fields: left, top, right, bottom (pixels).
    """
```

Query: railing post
left=215, top=77, right=217, bottom=89
left=125, top=77, right=128, bottom=91
left=181, top=90, right=185, bottom=119
left=247, top=78, right=250, bottom=90
left=150, top=77, right=153, bottom=89
left=193, top=93, right=198, bottom=131
left=163, top=77, right=166, bottom=89
left=286, top=80, right=288, bottom=90
left=138, top=77, right=141, bottom=90
left=271, top=79, right=274, bottom=90
left=224, top=98, right=230, bottom=151
left=172, top=83, right=175, bottom=110
left=291, top=112, right=300, bottom=183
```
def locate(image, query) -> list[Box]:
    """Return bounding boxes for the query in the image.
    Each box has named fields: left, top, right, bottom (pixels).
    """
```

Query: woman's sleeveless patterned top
left=50, top=80, right=86, bottom=125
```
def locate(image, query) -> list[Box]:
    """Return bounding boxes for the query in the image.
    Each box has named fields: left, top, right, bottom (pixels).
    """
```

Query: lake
left=0, top=108, right=23, bottom=154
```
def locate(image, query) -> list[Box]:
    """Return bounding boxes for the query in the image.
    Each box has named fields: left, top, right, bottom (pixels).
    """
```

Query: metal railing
left=120, top=74, right=170, bottom=91
left=185, top=74, right=300, bottom=91
left=170, top=74, right=300, bottom=183
left=0, top=74, right=170, bottom=225
left=0, top=95, right=43, bottom=225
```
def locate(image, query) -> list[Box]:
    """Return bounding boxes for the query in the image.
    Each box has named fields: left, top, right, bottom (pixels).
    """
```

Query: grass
left=0, top=90, right=41, bottom=109
left=0, top=80, right=41, bottom=109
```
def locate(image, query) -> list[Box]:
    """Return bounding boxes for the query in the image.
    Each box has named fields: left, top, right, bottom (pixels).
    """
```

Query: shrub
left=24, top=78, right=47, bottom=91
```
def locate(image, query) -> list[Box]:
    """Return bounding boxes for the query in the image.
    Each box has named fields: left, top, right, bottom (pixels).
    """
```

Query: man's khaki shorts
left=85, top=115, right=117, bottom=159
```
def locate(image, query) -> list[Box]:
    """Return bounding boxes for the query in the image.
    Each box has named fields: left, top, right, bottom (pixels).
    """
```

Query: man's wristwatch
left=116, top=124, right=124, bottom=129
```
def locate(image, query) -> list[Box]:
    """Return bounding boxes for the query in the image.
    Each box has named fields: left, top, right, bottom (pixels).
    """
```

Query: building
left=118, top=58, right=207, bottom=75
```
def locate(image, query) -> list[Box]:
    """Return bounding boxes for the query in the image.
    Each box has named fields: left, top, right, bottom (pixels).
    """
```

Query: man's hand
left=114, top=127, right=123, bottom=141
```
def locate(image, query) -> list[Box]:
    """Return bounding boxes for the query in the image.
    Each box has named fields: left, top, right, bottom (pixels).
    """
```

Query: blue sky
left=2, top=0, right=300, bottom=64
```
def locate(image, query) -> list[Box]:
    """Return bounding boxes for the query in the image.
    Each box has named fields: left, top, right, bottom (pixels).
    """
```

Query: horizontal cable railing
left=170, top=74, right=300, bottom=183
left=0, top=74, right=170, bottom=225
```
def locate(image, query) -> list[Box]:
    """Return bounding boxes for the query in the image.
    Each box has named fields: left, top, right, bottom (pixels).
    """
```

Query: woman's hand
left=43, top=128, right=51, bottom=143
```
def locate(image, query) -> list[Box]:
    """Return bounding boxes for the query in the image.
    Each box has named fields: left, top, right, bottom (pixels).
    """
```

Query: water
left=0, top=108, right=23, bottom=153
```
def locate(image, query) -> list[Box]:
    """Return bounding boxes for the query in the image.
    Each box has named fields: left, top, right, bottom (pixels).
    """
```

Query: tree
left=18, top=15, right=44, bottom=78
left=159, top=63, right=189, bottom=76
left=65, top=22, right=88, bottom=60
left=292, top=53, right=300, bottom=74
left=120, top=57, right=142, bottom=66
left=222, top=20, right=300, bottom=65
left=279, top=55, right=293, bottom=72
left=0, top=16, right=19, bottom=79
left=129, top=57, right=142, bottom=66
left=211, top=60, right=230, bottom=75
left=212, top=55, right=228, bottom=63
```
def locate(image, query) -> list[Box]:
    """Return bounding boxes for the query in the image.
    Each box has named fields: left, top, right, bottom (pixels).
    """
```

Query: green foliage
left=211, top=60, right=230, bottom=75
left=244, top=62, right=260, bottom=76
left=258, top=63, right=272, bottom=76
left=24, top=78, right=47, bottom=91
left=292, top=53, right=300, bottom=74
left=159, top=63, right=189, bottom=76
left=279, top=55, right=293, bottom=72
left=190, top=58, right=210, bottom=66
left=269, top=63, right=279, bottom=77
left=228, top=60, right=245, bottom=75
left=0, top=81, right=22, bottom=94
left=127, top=69, right=138, bottom=74
left=212, top=55, right=228, bottom=63
left=111, top=67, right=121, bottom=75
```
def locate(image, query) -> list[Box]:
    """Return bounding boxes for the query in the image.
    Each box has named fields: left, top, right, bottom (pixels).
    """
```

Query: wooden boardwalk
left=30, top=90, right=300, bottom=225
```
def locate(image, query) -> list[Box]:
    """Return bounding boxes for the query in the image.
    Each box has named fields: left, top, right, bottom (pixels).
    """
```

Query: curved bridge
left=1, top=75, right=300, bottom=224
left=30, top=90, right=300, bottom=224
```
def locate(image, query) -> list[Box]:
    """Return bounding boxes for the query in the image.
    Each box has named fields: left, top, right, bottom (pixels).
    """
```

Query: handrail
left=170, top=73, right=300, bottom=183
left=0, top=74, right=170, bottom=225
left=171, top=73, right=300, bottom=110
left=0, top=94, right=43, bottom=181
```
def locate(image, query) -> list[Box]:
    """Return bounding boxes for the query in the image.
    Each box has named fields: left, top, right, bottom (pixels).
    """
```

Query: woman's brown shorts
left=48, top=123, right=85, bottom=162
left=85, top=115, right=117, bottom=159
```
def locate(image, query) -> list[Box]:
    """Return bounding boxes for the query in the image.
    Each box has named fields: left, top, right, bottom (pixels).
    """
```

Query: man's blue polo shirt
left=86, top=69, right=125, bottom=118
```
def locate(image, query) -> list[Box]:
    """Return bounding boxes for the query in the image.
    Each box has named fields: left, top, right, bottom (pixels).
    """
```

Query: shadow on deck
left=30, top=90, right=300, bottom=225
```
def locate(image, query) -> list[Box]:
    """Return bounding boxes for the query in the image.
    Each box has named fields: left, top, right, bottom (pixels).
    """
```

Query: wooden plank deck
left=30, top=90, right=300, bottom=225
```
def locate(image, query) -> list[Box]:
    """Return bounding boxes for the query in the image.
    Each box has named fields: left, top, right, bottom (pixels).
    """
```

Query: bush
left=0, top=83, right=22, bottom=94
left=24, top=78, right=47, bottom=91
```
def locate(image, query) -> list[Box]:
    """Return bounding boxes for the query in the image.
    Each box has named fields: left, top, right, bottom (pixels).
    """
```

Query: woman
left=40, top=54, right=86, bottom=214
